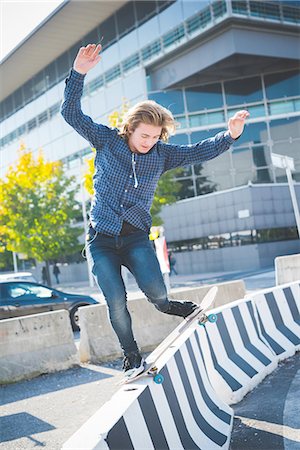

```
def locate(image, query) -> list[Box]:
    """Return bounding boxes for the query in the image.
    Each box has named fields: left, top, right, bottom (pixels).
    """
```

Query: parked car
left=0, top=280, right=98, bottom=331
left=0, top=271, right=37, bottom=282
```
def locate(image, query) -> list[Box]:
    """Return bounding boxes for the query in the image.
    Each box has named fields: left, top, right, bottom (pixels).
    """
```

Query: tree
left=0, top=144, right=82, bottom=285
left=83, top=100, right=181, bottom=224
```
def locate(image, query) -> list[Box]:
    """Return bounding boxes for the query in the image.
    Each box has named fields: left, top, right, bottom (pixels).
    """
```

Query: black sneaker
left=122, top=351, right=145, bottom=378
left=164, top=300, right=200, bottom=319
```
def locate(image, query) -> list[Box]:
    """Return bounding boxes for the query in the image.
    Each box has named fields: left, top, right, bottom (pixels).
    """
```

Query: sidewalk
left=52, top=267, right=276, bottom=302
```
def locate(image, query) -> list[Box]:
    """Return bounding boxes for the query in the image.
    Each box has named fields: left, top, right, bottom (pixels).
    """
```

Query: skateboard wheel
left=153, top=373, right=164, bottom=384
left=198, top=320, right=206, bottom=327
left=208, top=313, right=217, bottom=323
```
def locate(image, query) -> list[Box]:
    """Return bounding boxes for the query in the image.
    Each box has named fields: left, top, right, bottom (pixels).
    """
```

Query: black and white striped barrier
left=63, top=319, right=233, bottom=450
left=248, top=281, right=300, bottom=362
left=63, top=281, right=300, bottom=449
left=198, top=298, right=277, bottom=405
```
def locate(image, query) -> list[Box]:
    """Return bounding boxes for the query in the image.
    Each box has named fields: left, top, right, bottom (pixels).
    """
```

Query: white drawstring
left=132, top=153, right=138, bottom=188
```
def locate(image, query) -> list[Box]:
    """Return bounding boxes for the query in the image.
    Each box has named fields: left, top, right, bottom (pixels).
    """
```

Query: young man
left=61, top=44, right=249, bottom=377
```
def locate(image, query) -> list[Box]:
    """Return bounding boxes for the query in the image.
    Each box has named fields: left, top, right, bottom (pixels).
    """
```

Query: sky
left=0, top=0, right=64, bottom=62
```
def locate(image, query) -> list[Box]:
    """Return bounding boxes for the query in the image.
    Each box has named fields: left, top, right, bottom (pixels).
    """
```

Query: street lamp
left=271, top=152, right=300, bottom=238
left=80, top=179, right=95, bottom=287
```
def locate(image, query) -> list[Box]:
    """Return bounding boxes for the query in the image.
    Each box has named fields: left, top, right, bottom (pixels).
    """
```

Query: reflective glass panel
left=117, top=3, right=135, bottom=36
left=225, top=76, right=262, bottom=106
left=253, top=167, right=273, bottom=184
left=196, top=175, right=219, bottom=195
left=233, top=122, right=268, bottom=146
left=176, top=178, right=196, bottom=199
left=149, top=90, right=184, bottom=114
left=270, top=117, right=300, bottom=141
left=185, top=83, right=223, bottom=112
left=170, top=133, right=189, bottom=145
left=189, top=111, right=224, bottom=127
left=265, top=70, right=300, bottom=99
left=228, top=104, right=265, bottom=119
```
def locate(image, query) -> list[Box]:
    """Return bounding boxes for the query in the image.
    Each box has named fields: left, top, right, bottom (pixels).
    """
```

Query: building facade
left=1, top=0, right=300, bottom=274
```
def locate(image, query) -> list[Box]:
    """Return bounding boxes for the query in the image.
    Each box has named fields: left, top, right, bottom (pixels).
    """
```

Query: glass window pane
left=45, top=61, right=57, bottom=88
left=176, top=178, right=195, bottom=199
left=135, top=1, right=157, bottom=25
left=170, top=133, right=189, bottom=145
left=233, top=122, right=268, bottom=146
left=196, top=175, right=218, bottom=195
left=149, top=90, right=184, bottom=114
left=101, top=17, right=117, bottom=48
left=252, top=145, right=272, bottom=167
left=268, top=99, right=296, bottom=115
left=265, top=70, right=300, bottom=100
left=270, top=117, right=300, bottom=141
left=175, top=115, right=188, bottom=129
left=228, top=104, right=265, bottom=119
left=191, top=128, right=224, bottom=143
left=13, top=87, right=24, bottom=111
left=116, top=3, right=135, bottom=37
left=225, top=76, right=263, bottom=106
left=232, top=147, right=252, bottom=171
left=56, top=52, right=70, bottom=79
left=253, top=167, right=273, bottom=184
left=185, top=83, right=223, bottom=112
left=189, top=111, right=224, bottom=127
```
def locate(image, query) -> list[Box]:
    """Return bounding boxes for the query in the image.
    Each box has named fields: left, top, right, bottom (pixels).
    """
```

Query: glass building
left=1, top=0, right=300, bottom=273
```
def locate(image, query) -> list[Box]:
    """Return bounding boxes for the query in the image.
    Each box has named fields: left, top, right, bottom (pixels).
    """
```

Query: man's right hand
left=73, top=44, right=102, bottom=75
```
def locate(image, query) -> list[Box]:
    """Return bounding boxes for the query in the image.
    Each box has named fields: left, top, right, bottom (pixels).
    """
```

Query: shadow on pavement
left=0, top=412, right=55, bottom=443
left=1, top=365, right=114, bottom=406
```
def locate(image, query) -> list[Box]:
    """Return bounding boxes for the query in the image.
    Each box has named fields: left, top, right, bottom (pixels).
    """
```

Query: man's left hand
left=228, top=110, right=250, bottom=139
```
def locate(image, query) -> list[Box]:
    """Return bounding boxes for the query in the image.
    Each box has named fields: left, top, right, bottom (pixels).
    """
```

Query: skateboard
left=119, top=286, right=218, bottom=385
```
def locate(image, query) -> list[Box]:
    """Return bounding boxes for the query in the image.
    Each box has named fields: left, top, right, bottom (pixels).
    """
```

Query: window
left=232, top=122, right=267, bottom=146
left=225, top=76, right=263, bottom=106
left=8, top=283, right=52, bottom=299
left=265, top=70, right=300, bottom=100
left=149, top=90, right=184, bottom=115
left=186, top=83, right=223, bottom=112
left=117, top=3, right=135, bottom=37
left=189, top=111, right=224, bottom=127
left=135, top=1, right=157, bottom=25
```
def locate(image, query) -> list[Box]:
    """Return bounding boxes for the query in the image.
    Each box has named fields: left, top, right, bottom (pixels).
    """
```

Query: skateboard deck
left=119, top=286, right=218, bottom=385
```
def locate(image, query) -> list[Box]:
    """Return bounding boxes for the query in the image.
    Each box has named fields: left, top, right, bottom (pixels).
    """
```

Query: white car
left=0, top=272, right=37, bottom=282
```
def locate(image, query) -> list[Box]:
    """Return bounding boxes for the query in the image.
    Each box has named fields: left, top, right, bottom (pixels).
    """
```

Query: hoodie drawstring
left=132, top=153, right=138, bottom=188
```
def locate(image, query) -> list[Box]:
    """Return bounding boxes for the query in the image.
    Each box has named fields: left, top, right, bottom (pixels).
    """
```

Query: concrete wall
left=0, top=310, right=79, bottom=384
left=79, top=280, right=245, bottom=363
left=275, top=253, right=300, bottom=285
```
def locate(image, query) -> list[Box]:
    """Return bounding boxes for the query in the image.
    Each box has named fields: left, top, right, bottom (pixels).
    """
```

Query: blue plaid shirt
left=61, top=69, right=235, bottom=236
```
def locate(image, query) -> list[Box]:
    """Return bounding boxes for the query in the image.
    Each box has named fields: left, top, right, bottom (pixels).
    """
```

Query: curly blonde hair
left=118, top=100, right=177, bottom=142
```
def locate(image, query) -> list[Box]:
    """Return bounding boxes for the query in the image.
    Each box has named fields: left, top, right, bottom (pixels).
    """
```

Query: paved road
left=1, top=353, right=299, bottom=449
left=230, top=352, right=300, bottom=450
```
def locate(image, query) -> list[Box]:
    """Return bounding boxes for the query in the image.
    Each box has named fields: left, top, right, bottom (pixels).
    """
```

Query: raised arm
left=73, top=43, right=102, bottom=74
left=162, top=110, right=250, bottom=171
left=61, top=44, right=111, bottom=148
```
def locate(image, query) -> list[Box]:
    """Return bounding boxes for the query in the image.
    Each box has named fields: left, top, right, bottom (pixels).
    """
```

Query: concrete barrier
left=63, top=316, right=233, bottom=450
left=79, top=281, right=245, bottom=363
left=247, top=281, right=300, bottom=362
left=198, top=298, right=277, bottom=405
left=64, top=281, right=300, bottom=449
left=0, top=310, right=79, bottom=384
left=275, top=253, right=300, bottom=285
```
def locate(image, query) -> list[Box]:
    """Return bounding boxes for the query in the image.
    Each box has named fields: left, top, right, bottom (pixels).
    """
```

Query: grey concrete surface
left=1, top=352, right=299, bottom=449
left=230, top=352, right=300, bottom=450
left=2, top=268, right=298, bottom=450
left=0, top=358, right=124, bottom=449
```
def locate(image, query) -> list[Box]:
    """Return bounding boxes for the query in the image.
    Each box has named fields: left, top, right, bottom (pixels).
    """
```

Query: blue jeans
left=86, top=227, right=169, bottom=355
